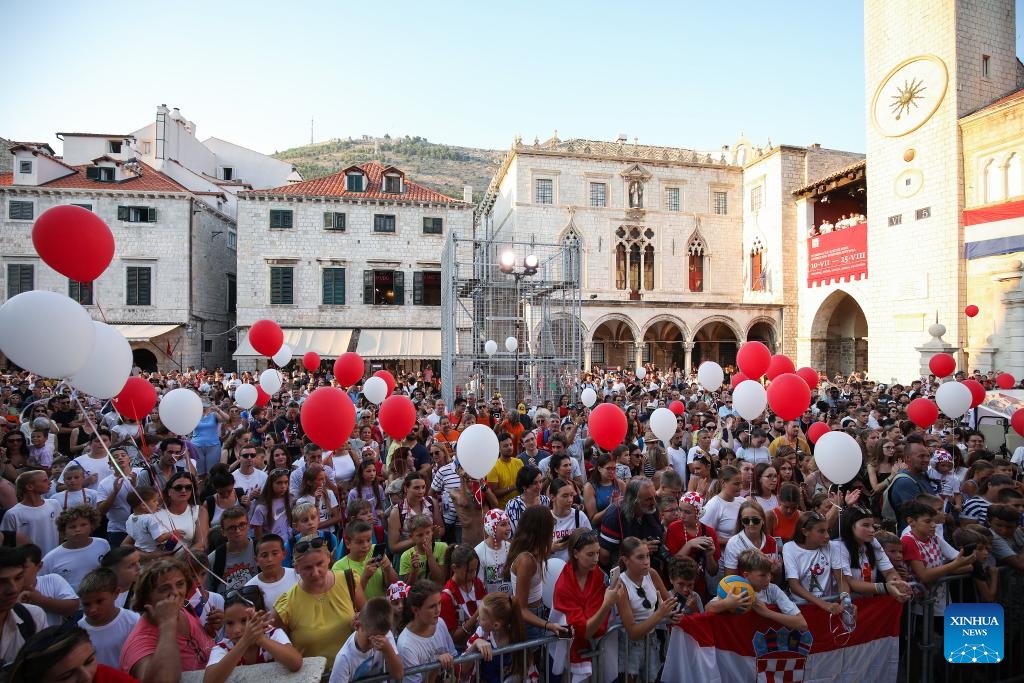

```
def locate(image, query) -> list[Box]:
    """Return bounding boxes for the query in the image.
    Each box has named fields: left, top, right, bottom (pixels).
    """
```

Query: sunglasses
left=634, top=582, right=653, bottom=610
left=740, top=517, right=763, bottom=526
left=239, top=452, right=257, bottom=459
left=803, top=512, right=825, bottom=527
left=170, top=484, right=194, bottom=493
left=226, top=585, right=265, bottom=609
left=270, top=468, right=291, bottom=477
left=293, top=537, right=327, bottom=554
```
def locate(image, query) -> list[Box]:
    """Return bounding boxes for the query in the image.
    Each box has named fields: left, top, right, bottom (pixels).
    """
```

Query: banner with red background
left=807, top=222, right=867, bottom=287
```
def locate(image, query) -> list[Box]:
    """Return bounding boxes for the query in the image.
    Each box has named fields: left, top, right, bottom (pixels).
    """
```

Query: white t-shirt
left=668, top=446, right=688, bottom=481
left=700, top=495, right=745, bottom=546
left=145, top=505, right=200, bottom=551
left=207, top=627, right=292, bottom=667
left=721, top=532, right=776, bottom=572
left=43, top=538, right=111, bottom=591
left=0, top=499, right=63, bottom=554
left=737, top=446, right=771, bottom=465
left=126, top=513, right=158, bottom=552
left=474, top=539, right=512, bottom=595
left=751, top=494, right=779, bottom=514
left=0, top=602, right=46, bottom=663
left=330, top=630, right=399, bottom=683
left=538, top=455, right=583, bottom=481
left=96, top=469, right=144, bottom=533
left=62, top=454, right=114, bottom=490
left=782, top=541, right=840, bottom=602
left=830, top=538, right=894, bottom=582
left=79, top=607, right=140, bottom=667
left=551, top=508, right=592, bottom=562
left=297, top=490, right=339, bottom=523
left=233, top=468, right=268, bottom=496
left=51, top=488, right=98, bottom=511
left=188, top=589, right=225, bottom=627
left=35, top=573, right=78, bottom=627
left=398, top=622, right=458, bottom=683
left=244, top=569, right=299, bottom=613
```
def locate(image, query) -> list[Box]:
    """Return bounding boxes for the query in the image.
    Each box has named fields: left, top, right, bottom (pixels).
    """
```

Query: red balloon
left=248, top=320, right=284, bottom=357
left=302, top=351, right=321, bottom=373
left=796, top=367, right=819, bottom=389
left=373, top=370, right=397, bottom=395
left=766, top=354, right=795, bottom=381
left=255, top=385, right=271, bottom=407
left=965, top=305, right=979, bottom=318
left=766, top=373, right=811, bottom=421
left=589, top=403, right=628, bottom=450
left=1011, top=409, right=1024, bottom=437
left=806, top=422, right=830, bottom=444
left=962, top=379, right=986, bottom=408
left=668, top=400, right=686, bottom=416
left=928, top=353, right=956, bottom=378
left=737, top=342, right=771, bottom=379
left=32, top=204, right=115, bottom=282
left=379, top=395, right=417, bottom=440
left=112, top=377, right=157, bottom=420
left=730, top=372, right=749, bottom=389
left=300, top=387, right=356, bottom=451
left=996, top=373, right=1016, bottom=390
left=906, top=398, right=939, bottom=429
left=333, top=352, right=364, bottom=387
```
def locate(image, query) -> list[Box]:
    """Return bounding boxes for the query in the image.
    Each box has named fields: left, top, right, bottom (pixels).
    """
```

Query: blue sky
left=3, top=1, right=1023, bottom=156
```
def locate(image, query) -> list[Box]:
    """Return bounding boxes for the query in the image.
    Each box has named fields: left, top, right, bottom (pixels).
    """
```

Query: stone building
left=233, top=161, right=473, bottom=373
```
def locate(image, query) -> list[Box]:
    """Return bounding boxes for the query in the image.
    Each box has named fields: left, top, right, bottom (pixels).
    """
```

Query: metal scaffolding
left=441, top=231, right=583, bottom=408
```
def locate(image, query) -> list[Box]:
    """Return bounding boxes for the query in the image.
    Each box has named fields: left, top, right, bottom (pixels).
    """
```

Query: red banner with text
left=807, top=222, right=868, bottom=287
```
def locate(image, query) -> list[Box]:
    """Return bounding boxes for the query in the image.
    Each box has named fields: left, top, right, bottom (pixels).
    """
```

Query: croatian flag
left=662, top=596, right=902, bottom=683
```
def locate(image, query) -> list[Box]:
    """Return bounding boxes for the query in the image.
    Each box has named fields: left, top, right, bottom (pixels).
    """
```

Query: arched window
left=562, top=229, right=581, bottom=282
left=750, top=238, right=766, bottom=292
left=1006, top=152, right=1021, bottom=199
left=688, top=237, right=706, bottom=292
left=984, top=158, right=1004, bottom=204
left=614, top=226, right=656, bottom=291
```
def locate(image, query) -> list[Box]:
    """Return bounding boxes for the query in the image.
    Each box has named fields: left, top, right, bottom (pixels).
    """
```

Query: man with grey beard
left=598, top=477, right=664, bottom=571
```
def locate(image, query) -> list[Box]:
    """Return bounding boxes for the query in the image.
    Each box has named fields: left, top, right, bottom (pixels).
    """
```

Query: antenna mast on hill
left=310, top=117, right=314, bottom=145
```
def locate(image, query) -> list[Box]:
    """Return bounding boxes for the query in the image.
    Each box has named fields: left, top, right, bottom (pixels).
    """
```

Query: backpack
left=12, top=603, right=36, bottom=642
left=212, top=537, right=257, bottom=582
left=881, top=472, right=918, bottom=524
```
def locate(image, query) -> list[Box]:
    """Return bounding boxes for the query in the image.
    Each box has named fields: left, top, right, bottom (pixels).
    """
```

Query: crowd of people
left=808, top=213, right=867, bottom=237
left=0, top=363, right=1022, bottom=682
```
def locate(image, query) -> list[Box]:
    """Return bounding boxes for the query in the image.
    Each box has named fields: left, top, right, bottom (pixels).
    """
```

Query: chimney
left=616, top=133, right=627, bottom=143
left=463, top=186, right=473, bottom=203
left=810, top=143, right=821, bottom=150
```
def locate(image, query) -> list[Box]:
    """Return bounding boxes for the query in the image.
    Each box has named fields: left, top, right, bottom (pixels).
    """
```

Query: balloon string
left=93, top=290, right=109, bottom=324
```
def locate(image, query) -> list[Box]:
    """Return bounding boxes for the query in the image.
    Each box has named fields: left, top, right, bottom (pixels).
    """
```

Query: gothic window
left=983, top=158, right=1004, bottom=204
left=688, top=237, right=706, bottom=292
left=614, top=226, right=656, bottom=291
left=750, top=238, right=766, bottom=292
left=562, top=229, right=581, bottom=282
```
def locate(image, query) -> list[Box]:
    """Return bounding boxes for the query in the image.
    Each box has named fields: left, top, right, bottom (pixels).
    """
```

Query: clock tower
left=863, top=0, right=1018, bottom=381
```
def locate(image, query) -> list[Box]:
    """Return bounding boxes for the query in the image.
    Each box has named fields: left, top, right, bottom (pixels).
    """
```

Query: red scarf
left=552, top=562, right=609, bottom=664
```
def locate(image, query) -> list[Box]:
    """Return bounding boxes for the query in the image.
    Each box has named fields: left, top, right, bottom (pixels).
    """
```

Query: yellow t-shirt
left=488, top=457, right=524, bottom=507
left=274, top=570, right=358, bottom=669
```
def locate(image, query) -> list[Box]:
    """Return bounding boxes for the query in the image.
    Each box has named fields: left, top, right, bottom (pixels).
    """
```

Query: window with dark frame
left=346, top=173, right=364, bottom=192
left=6, top=264, right=33, bottom=298
left=126, top=266, right=152, bottom=306
left=69, top=280, right=93, bottom=305
left=226, top=274, right=236, bottom=313
left=8, top=201, right=34, bottom=220
left=108, top=140, right=122, bottom=154
left=373, top=214, right=396, bottom=233
left=982, top=55, right=990, bottom=78
left=535, top=178, right=553, bottom=204
left=222, top=167, right=234, bottom=181
left=71, top=203, right=93, bottom=211
left=270, top=266, right=294, bottom=305
left=750, top=185, right=763, bottom=213
left=323, top=212, right=346, bottom=231
left=117, top=206, right=157, bottom=223
left=363, top=270, right=404, bottom=305
left=384, top=175, right=402, bottom=193
left=665, top=187, right=680, bottom=211
left=18, top=161, right=31, bottom=174
left=203, top=339, right=214, bottom=353
left=269, top=209, right=293, bottom=229
left=423, top=217, right=443, bottom=234
left=86, top=167, right=115, bottom=182
left=590, top=182, right=607, bottom=208
left=713, top=190, right=728, bottom=215
left=413, top=271, right=442, bottom=306
left=322, top=267, right=346, bottom=305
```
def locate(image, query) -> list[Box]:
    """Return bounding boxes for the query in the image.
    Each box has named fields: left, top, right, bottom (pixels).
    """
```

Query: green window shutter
left=139, top=268, right=151, bottom=305
left=283, top=211, right=293, bottom=229
left=363, top=270, right=374, bottom=304
left=117, top=206, right=128, bottom=221
left=337, top=269, right=345, bottom=304
left=323, top=212, right=332, bottom=228
left=147, top=207, right=157, bottom=222
left=393, top=270, right=405, bottom=305
left=413, top=271, right=424, bottom=305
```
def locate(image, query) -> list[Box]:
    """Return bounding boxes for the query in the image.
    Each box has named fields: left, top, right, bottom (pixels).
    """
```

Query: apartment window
left=227, top=230, right=237, bottom=249
left=423, top=217, right=443, bottom=235
left=68, top=280, right=93, bottom=305
left=373, top=214, right=396, bottom=233
left=591, top=342, right=605, bottom=365
left=888, top=214, right=902, bottom=227
left=413, top=271, right=442, bottom=306
left=364, top=269, right=405, bottom=305
left=269, top=209, right=293, bottom=229
left=589, top=182, right=606, bottom=208
left=346, top=173, right=364, bottom=191
left=982, top=55, right=990, bottom=78
left=71, top=203, right=93, bottom=211
left=270, top=266, right=294, bottom=305
left=221, top=167, right=234, bottom=181
left=86, top=167, right=115, bottom=182
left=8, top=201, right=34, bottom=221
left=535, top=178, right=553, bottom=204
left=915, top=207, right=931, bottom=220
left=141, top=141, right=152, bottom=154
left=117, top=206, right=157, bottom=223
left=126, top=267, right=152, bottom=306
left=750, top=185, right=763, bottom=213
left=108, top=140, right=122, bottom=154
left=18, top=161, right=31, bottom=174
left=322, top=267, right=346, bottom=305
left=6, top=264, right=33, bottom=298
left=323, top=212, right=346, bottom=231
left=665, top=187, right=680, bottom=212
left=384, top=175, right=402, bottom=193
left=226, top=274, right=236, bottom=313
left=712, top=190, right=728, bottom=215
left=203, top=339, right=213, bottom=353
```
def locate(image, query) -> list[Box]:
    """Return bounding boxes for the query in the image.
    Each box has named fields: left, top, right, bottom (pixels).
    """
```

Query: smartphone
left=962, top=543, right=977, bottom=556
left=370, top=554, right=385, bottom=564
left=609, top=566, right=621, bottom=588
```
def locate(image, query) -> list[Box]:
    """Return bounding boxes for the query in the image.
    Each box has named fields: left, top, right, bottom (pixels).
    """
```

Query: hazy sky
left=3, top=1, right=1023, bottom=156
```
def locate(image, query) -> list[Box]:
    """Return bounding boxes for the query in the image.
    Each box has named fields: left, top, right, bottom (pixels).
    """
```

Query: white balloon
left=649, top=407, right=677, bottom=445
left=733, top=380, right=768, bottom=421
left=936, top=381, right=972, bottom=418
left=259, top=368, right=282, bottom=395
left=456, top=424, right=500, bottom=480
left=484, top=340, right=498, bottom=356
left=505, top=336, right=518, bottom=353
left=272, top=344, right=293, bottom=367
left=636, top=367, right=647, bottom=380
left=69, top=321, right=133, bottom=398
left=581, top=387, right=598, bottom=408
left=541, top=557, right=567, bottom=609
left=813, top=431, right=863, bottom=485
left=159, top=388, right=203, bottom=436
left=0, top=290, right=96, bottom=379
left=234, top=383, right=258, bottom=410
left=363, top=376, right=388, bottom=405
left=697, top=361, right=725, bottom=391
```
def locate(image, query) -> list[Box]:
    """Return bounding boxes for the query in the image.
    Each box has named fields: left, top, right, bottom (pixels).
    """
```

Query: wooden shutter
left=363, top=270, right=374, bottom=304
left=117, top=206, right=129, bottom=221
left=323, top=268, right=345, bottom=305
left=323, top=212, right=332, bottom=228
left=147, top=207, right=157, bottom=222
left=393, top=270, right=405, bottom=305
left=413, top=271, right=424, bottom=305
left=138, top=268, right=151, bottom=305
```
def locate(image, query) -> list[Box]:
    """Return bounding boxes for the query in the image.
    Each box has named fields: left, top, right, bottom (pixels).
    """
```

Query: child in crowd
left=249, top=468, right=292, bottom=539
left=475, top=509, right=512, bottom=595
left=399, top=514, right=448, bottom=583
left=876, top=531, right=914, bottom=585
left=28, top=428, right=54, bottom=469
left=124, top=486, right=161, bottom=556
left=440, top=544, right=487, bottom=649
left=783, top=511, right=843, bottom=615
left=707, top=549, right=808, bottom=631
left=667, top=556, right=704, bottom=616
left=284, top=502, right=338, bottom=568
left=99, top=545, right=142, bottom=608
left=244, top=534, right=298, bottom=612
left=333, top=520, right=396, bottom=600
left=77, top=567, right=140, bottom=668
left=899, top=501, right=974, bottom=618
left=205, top=589, right=302, bottom=683
left=387, top=581, right=411, bottom=637
left=329, top=596, right=404, bottom=683
left=42, top=505, right=110, bottom=591
left=206, top=505, right=258, bottom=595
left=462, top=592, right=526, bottom=683
left=952, top=526, right=999, bottom=602
left=18, top=544, right=79, bottom=627
left=55, top=464, right=98, bottom=509
left=927, top=449, right=961, bottom=511
left=45, top=456, right=69, bottom=498
left=346, top=497, right=384, bottom=544
left=183, top=551, right=226, bottom=636
left=398, top=580, right=458, bottom=683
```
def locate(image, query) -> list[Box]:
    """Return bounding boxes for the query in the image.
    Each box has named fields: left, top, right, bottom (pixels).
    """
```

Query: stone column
left=683, top=342, right=695, bottom=376
left=583, top=342, right=593, bottom=373
left=1003, top=289, right=1024, bottom=378
left=634, top=342, right=644, bottom=371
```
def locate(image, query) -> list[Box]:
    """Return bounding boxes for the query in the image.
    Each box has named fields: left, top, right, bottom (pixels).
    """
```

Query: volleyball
left=716, top=575, right=754, bottom=614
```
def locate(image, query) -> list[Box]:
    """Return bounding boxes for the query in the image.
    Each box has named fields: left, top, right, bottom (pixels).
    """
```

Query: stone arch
left=132, top=347, right=159, bottom=373
left=590, top=313, right=640, bottom=369
left=640, top=314, right=689, bottom=370
left=745, top=316, right=779, bottom=352
left=809, top=289, right=869, bottom=377
left=640, top=314, right=691, bottom=342
left=690, top=315, right=743, bottom=368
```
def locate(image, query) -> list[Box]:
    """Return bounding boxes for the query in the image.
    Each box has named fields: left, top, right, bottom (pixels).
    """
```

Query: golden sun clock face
left=871, top=55, right=948, bottom=137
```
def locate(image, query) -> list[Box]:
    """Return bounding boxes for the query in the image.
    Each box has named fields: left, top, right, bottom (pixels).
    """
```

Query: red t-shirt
left=119, top=609, right=213, bottom=676
left=96, top=664, right=140, bottom=683
left=664, top=521, right=721, bottom=601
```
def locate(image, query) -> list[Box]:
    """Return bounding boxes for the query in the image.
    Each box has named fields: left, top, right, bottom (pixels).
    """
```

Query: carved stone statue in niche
left=628, top=180, right=644, bottom=208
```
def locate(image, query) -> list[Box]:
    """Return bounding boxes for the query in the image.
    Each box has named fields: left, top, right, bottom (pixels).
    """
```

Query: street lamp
left=497, top=250, right=538, bottom=404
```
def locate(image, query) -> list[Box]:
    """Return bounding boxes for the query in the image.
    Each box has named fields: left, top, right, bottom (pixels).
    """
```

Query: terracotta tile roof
left=792, top=158, right=866, bottom=196
left=39, top=160, right=188, bottom=193
left=961, top=86, right=1024, bottom=119
left=0, top=173, right=11, bottom=186
left=244, top=161, right=465, bottom=203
